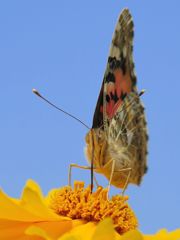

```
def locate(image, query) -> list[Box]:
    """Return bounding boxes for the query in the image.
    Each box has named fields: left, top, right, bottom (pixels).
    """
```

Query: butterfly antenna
left=32, top=89, right=90, bottom=130
left=139, top=89, right=146, bottom=96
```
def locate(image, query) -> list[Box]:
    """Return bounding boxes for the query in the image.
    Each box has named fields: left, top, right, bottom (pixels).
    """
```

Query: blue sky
left=0, top=0, right=180, bottom=234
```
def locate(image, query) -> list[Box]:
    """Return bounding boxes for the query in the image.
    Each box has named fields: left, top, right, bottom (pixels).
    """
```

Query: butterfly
left=33, top=8, right=148, bottom=191
left=85, top=9, right=148, bottom=191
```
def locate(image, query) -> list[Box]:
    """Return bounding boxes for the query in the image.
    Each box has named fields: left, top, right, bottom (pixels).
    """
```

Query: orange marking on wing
left=114, top=69, right=132, bottom=96
left=106, top=69, right=132, bottom=119
left=107, top=99, right=123, bottom=119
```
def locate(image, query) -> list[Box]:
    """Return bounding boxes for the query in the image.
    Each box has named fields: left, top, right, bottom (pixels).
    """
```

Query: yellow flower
left=47, top=181, right=137, bottom=234
left=0, top=180, right=180, bottom=240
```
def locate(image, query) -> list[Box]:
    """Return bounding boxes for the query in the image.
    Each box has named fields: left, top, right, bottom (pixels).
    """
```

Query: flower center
left=47, top=181, right=138, bottom=234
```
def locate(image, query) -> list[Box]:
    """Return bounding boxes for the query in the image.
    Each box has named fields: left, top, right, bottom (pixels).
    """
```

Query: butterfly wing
left=89, top=9, right=148, bottom=186
left=92, top=9, right=137, bottom=130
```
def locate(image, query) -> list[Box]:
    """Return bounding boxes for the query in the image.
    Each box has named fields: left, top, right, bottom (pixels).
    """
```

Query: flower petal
left=29, top=220, right=84, bottom=239
left=26, top=226, right=52, bottom=240
left=20, top=179, right=68, bottom=221
left=0, top=180, right=69, bottom=222
left=121, top=229, right=143, bottom=240
left=0, top=220, right=41, bottom=240
left=92, top=218, right=116, bottom=240
left=59, top=222, right=97, bottom=240
left=58, top=219, right=122, bottom=240
left=0, top=189, right=40, bottom=221
left=144, top=228, right=180, bottom=240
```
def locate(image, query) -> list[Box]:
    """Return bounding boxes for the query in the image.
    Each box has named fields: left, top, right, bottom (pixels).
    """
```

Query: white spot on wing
left=109, top=46, right=120, bottom=59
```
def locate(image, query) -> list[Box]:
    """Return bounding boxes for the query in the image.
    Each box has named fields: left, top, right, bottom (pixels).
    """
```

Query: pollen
left=47, top=181, right=138, bottom=234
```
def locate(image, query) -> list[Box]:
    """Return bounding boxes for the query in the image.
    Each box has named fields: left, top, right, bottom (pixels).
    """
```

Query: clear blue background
left=0, top=0, right=179, bottom=234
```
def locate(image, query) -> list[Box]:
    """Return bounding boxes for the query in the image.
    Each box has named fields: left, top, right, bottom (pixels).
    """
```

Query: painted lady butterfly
left=85, top=9, right=148, bottom=190
left=33, top=9, right=148, bottom=191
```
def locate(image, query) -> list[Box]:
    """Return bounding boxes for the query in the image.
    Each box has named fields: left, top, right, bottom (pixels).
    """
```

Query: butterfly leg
left=107, top=159, right=115, bottom=199
left=121, top=168, right=132, bottom=195
left=91, top=132, right=108, bottom=190
left=68, top=163, right=99, bottom=188
left=114, top=168, right=132, bottom=195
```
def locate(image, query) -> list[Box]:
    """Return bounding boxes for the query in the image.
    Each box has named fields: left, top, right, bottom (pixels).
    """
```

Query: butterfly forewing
left=93, top=9, right=137, bottom=129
